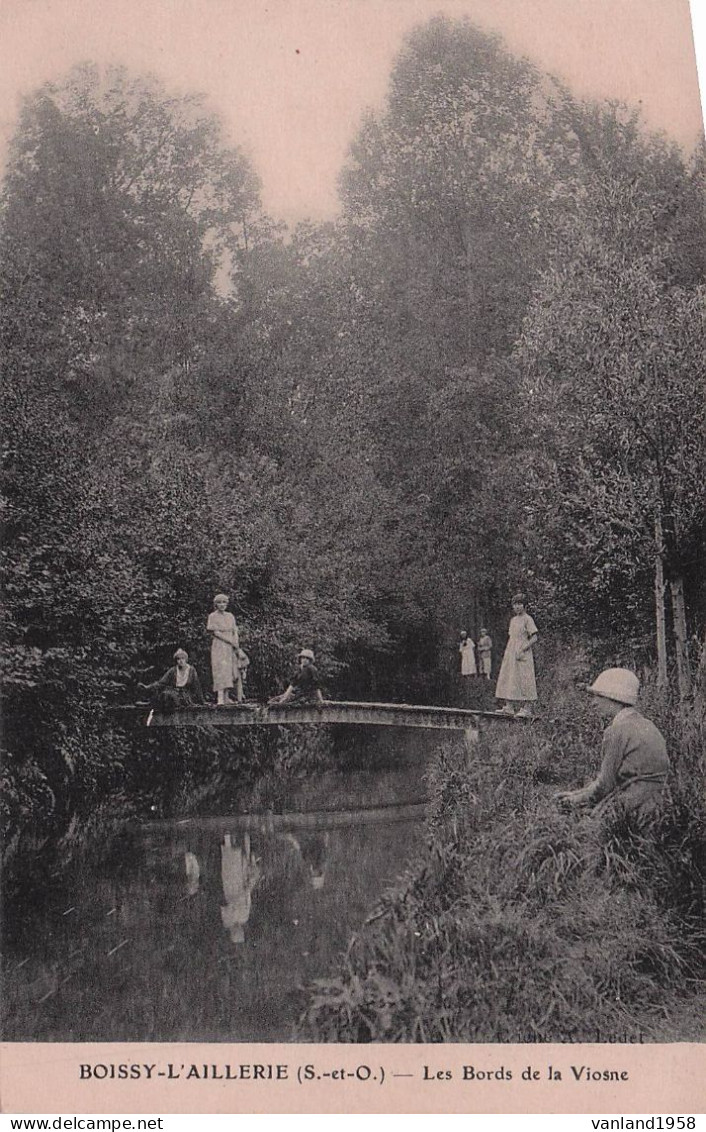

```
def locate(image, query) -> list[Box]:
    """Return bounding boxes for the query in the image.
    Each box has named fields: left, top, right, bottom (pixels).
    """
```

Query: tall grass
left=300, top=647, right=706, bottom=1042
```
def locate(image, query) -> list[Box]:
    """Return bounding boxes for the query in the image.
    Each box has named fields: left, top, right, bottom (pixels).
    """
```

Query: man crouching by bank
left=555, top=667, right=670, bottom=825
left=268, top=648, right=324, bottom=707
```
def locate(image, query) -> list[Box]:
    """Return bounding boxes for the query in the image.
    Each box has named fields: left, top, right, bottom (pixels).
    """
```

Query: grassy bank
left=299, top=649, right=706, bottom=1042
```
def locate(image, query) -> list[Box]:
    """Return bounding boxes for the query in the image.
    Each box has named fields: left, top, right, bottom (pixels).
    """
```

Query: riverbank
left=299, top=655, right=706, bottom=1042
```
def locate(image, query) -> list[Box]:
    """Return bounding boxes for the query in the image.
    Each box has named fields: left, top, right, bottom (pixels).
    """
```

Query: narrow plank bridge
left=136, top=800, right=430, bottom=835
left=117, top=700, right=528, bottom=732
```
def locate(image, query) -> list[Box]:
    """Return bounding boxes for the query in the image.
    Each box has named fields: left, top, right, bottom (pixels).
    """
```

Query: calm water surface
left=3, top=750, right=429, bottom=1042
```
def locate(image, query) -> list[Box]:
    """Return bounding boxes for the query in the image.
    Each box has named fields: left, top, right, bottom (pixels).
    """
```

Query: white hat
left=298, top=648, right=315, bottom=661
left=587, top=668, right=639, bottom=706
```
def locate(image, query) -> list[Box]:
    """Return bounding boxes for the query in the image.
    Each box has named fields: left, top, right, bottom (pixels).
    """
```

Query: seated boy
left=269, top=648, right=324, bottom=706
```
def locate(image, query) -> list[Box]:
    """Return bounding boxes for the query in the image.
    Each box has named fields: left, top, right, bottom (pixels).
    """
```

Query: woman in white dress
left=495, top=593, right=538, bottom=717
left=207, top=593, right=243, bottom=704
left=459, top=631, right=477, bottom=676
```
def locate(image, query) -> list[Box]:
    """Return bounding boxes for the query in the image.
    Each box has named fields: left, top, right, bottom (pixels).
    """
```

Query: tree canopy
left=1, top=29, right=704, bottom=852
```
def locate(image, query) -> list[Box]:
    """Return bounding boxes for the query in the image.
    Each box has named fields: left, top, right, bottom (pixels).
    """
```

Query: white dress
left=220, top=834, right=260, bottom=941
left=207, top=610, right=240, bottom=692
left=459, top=639, right=477, bottom=676
left=495, top=613, right=538, bottom=701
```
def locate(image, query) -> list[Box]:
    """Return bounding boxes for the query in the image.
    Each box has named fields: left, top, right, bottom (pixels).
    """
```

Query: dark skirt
left=152, top=687, right=197, bottom=713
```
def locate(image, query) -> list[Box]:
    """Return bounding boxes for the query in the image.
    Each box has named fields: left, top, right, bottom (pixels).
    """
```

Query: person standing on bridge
left=495, top=594, right=538, bottom=717
left=207, top=593, right=244, bottom=705
left=269, top=648, right=324, bottom=706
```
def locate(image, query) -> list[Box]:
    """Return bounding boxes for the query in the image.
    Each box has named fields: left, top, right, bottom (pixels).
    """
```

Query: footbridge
left=136, top=799, right=430, bottom=834
left=118, top=700, right=529, bottom=732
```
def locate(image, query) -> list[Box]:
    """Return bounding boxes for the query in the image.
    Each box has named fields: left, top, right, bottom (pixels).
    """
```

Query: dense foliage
left=1, top=20, right=704, bottom=864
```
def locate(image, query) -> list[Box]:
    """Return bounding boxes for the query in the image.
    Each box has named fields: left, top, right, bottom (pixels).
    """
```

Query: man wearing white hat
left=268, top=648, right=324, bottom=706
left=555, top=668, right=670, bottom=821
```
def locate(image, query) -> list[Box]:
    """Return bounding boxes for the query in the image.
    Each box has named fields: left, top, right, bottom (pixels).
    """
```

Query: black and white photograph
left=1, top=0, right=704, bottom=1110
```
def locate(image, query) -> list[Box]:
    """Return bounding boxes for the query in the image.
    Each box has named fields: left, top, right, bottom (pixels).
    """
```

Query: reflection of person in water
left=220, top=833, right=261, bottom=944
left=282, top=831, right=330, bottom=890
left=184, top=851, right=200, bottom=897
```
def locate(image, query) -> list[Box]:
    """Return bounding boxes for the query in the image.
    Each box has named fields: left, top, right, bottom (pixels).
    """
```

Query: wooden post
left=654, top=510, right=668, bottom=687
left=670, top=575, right=692, bottom=700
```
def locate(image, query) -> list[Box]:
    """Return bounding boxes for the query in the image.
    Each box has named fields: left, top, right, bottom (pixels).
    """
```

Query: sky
left=0, top=0, right=703, bottom=225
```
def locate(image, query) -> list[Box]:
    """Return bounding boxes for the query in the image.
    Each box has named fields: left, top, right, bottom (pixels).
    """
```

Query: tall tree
left=328, top=17, right=574, bottom=633
left=0, top=64, right=265, bottom=846
left=519, top=243, right=705, bottom=689
left=340, top=16, right=560, bottom=369
left=0, top=63, right=261, bottom=419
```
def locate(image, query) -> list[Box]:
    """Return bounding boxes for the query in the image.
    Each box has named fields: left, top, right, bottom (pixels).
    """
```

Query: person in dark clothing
left=268, top=648, right=324, bottom=706
left=555, top=667, right=670, bottom=823
left=138, top=648, right=205, bottom=712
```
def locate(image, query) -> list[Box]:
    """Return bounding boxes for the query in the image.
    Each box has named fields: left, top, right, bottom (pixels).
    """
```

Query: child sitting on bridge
left=268, top=648, right=324, bottom=706
left=138, top=649, right=205, bottom=711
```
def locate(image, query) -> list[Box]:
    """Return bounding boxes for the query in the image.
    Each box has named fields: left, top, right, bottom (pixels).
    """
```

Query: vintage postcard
left=1, top=0, right=704, bottom=1115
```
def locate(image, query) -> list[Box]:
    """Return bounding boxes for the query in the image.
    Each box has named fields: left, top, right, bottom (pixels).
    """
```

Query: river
left=3, top=733, right=433, bottom=1042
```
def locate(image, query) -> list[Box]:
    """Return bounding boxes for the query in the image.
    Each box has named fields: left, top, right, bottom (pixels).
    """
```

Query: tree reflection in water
left=3, top=763, right=427, bottom=1042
